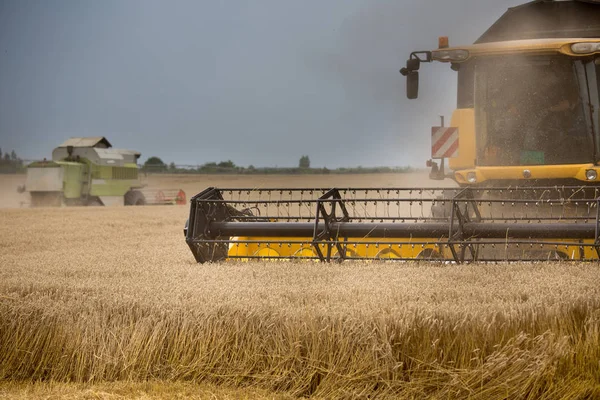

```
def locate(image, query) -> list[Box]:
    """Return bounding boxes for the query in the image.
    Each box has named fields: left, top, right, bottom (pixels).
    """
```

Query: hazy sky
left=0, top=0, right=523, bottom=168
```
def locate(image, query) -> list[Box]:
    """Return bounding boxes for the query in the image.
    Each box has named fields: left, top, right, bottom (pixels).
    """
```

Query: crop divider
left=186, top=187, right=230, bottom=263
left=448, top=188, right=481, bottom=263
left=312, top=189, right=350, bottom=262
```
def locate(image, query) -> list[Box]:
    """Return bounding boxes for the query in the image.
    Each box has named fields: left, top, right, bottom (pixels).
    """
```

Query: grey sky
left=0, top=0, right=523, bottom=168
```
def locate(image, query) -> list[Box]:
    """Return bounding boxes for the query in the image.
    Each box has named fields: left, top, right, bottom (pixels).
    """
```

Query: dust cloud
left=0, top=172, right=457, bottom=209
left=0, top=175, right=27, bottom=208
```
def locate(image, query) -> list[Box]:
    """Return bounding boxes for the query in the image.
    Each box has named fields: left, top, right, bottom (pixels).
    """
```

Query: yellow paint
left=227, top=237, right=597, bottom=261
left=254, top=248, right=280, bottom=258
left=434, top=38, right=600, bottom=63
left=228, top=238, right=446, bottom=260
left=448, top=109, right=476, bottom=170
left=455, top=164, right=598, bottom=184
left=293, top=247, right=318, bottom=258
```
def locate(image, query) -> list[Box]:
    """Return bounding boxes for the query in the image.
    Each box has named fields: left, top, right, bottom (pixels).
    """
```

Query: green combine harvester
left=19, top=137, right=179, bottom=207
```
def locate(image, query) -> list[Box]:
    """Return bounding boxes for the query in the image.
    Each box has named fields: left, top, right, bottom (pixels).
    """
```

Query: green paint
left=26, top=158, right=141, bottom=201
left=27, top=160, right=60, bottom=168
left=61, top=163, right=85, bottom=199
left=90, top=180, right=138, bottom=196
left=520, top=151, right=545, bottom=165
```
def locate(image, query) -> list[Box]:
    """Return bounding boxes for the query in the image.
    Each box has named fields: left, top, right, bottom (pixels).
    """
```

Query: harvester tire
left=87, top=197, right=103, bottom=206
left=125, top=190, right=146, bottom=206
left=30, top=192, right=62, bottom=207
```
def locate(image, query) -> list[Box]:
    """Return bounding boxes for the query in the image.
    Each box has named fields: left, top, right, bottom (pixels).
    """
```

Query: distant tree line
left=141, top=155, right=414, bottom=175
left=298, top=155, right=310, bottom=169
left=0, top=147, right=24, bottom=173
left=0, top=150, right=414, bottom=175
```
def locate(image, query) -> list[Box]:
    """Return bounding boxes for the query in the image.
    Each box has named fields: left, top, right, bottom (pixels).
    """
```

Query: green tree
left=168, top=162, right=176, bottom=172
left=143, top=156, right=167, bottom=172
left=299, top=155, right=310, bottom=169
left=217, top=160, right=236, bottom=169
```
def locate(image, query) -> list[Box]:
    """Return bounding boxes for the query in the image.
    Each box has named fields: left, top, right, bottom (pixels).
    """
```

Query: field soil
left=1, top=173, right=599, bottom=399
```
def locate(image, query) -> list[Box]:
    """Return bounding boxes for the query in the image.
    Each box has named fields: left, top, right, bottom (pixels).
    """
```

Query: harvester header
left=185, top=187, right=600, bottom=263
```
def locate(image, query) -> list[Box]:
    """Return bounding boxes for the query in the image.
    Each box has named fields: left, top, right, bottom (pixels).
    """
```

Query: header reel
left=185, top=186, right=600, bottom=263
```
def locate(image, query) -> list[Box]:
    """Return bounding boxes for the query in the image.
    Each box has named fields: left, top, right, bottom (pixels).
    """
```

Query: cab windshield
left=474, top=56, right=592, bottom=166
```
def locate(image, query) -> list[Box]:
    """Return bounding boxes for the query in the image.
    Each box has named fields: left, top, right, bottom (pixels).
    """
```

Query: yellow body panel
left=455, top=164, right=599, bottom=184
left=448, top=109, right=476, bottom=170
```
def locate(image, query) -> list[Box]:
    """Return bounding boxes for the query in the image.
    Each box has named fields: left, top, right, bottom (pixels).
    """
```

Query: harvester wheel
left=30, top=192, right=62, bottom=207
left=87, top=197, right=103, bottom=206
left=125, top=190, right=146, bottom=206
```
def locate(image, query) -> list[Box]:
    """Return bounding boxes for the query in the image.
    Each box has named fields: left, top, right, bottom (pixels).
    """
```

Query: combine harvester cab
left=20, top=136, right=185, bottom=207
left=186, top=0, right=600, bottom=262
left=400, top=0, right=600, bottom=187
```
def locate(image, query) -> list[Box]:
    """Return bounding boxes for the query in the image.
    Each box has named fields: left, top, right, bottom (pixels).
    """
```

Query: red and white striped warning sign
left=431, top=126, right=459, bottom=158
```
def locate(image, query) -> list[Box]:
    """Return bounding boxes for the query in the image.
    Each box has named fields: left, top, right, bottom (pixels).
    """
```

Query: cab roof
left=476, top=0, right=600, bottom=44
left=57, top=137, right=112, bottom=149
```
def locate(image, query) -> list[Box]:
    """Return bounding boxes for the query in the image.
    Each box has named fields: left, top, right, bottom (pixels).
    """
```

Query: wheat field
left=1, top=173, right=600, bottom=399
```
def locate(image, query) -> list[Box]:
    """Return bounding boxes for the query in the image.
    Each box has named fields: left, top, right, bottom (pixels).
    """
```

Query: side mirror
left=406, top=58, right=420, bottom=71
left=407, top=71, right=419, bottom=99
left=399, top=58, right=420, bottom=76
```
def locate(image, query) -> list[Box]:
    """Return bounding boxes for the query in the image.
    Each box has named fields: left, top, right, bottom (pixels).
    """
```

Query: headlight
left=571, top=42, right=600, bottom=55
left=432, top=49, right=469, bottom=62
left=466, top=172, right=477, bottom=183
left=585, top=169, right=597, bottom=181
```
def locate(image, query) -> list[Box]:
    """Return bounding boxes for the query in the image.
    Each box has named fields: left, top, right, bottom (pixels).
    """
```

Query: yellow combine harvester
left=186, top=0, right=600, bottom=263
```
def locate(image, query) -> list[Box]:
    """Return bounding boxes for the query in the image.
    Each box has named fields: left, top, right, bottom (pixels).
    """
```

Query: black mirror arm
left=399, top=51, right=432, bottom=76
left=410, top=51, right=432, bottom=63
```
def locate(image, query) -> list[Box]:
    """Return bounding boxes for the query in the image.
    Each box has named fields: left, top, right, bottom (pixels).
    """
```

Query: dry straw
left=1, top=206, right=600, bottom=398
